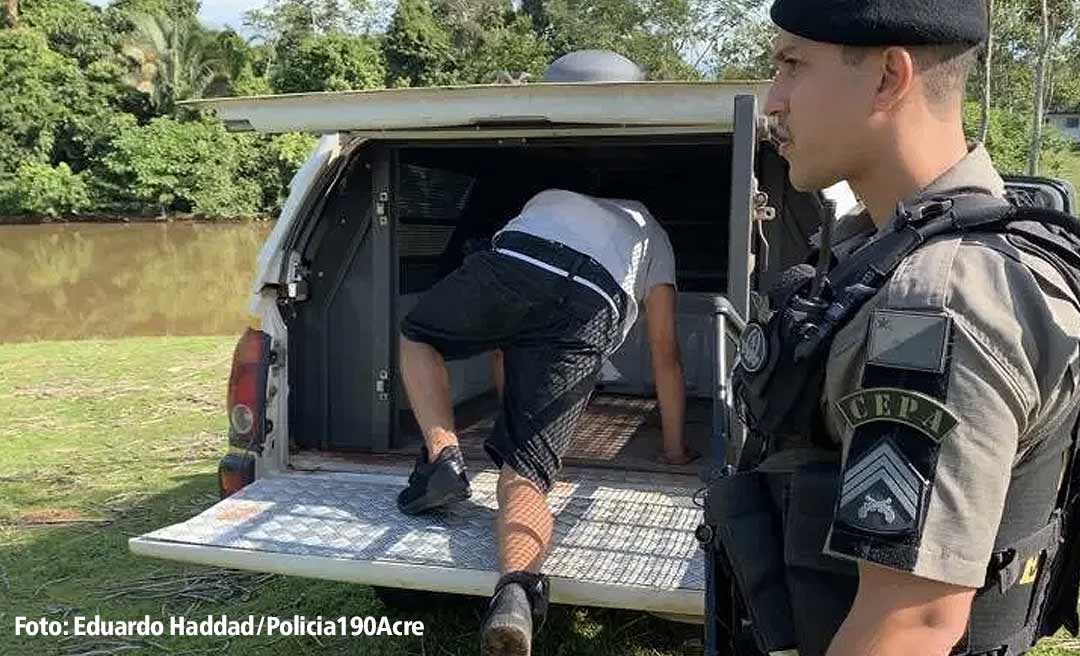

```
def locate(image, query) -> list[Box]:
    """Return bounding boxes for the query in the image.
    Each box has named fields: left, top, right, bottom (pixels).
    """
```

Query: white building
left=1047, top=110, right=1080, bottom=144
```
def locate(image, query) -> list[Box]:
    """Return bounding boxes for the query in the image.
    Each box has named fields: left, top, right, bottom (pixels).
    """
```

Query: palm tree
left=122, top=12, right=225, bottom=111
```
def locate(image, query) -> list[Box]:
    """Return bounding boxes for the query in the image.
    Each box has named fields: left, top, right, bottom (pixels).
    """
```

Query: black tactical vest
left=726, top=194, right=1080, bottom=656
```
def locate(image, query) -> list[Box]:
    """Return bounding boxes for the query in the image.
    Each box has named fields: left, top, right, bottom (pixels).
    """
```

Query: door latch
left=751, top=178, right=776, bottom=271
left=375, top=369, right=390, bottom=401
left=283, top=251, right=310, bottom=302
left=375, top=191, right=389, bottom=227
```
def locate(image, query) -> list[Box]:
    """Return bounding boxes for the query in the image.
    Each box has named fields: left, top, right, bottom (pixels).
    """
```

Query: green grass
left=0, top=337, right=701, bottom=656
left=0, top=337, right=1077, bottom=655
left=1053, top=149, right=1080, bottom=197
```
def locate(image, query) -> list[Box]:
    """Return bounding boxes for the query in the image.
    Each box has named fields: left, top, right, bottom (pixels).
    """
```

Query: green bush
left=1, top=161, right=92, bottom=217
left=103, top=116, right=262, bottom=217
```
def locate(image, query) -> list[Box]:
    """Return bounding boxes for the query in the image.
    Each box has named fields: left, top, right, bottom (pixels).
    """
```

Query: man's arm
left=643, top=284, right=690, bottom=463
left=827, top=562, right=974, bottom=656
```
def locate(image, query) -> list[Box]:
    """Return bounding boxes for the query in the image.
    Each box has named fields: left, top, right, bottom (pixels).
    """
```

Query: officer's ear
left=873, top=46, right=916, bottom=112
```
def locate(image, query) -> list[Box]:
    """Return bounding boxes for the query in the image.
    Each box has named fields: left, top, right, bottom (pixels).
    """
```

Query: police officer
left=717, top=1, right=1080, bottom=655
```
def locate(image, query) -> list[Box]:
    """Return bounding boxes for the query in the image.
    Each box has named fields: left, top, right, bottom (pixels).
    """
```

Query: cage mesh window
left=397, top=164, right=476, bottom=224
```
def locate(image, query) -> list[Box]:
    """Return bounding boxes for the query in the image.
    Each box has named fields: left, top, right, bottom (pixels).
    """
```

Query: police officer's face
left=765, top=32, right=881, bottom=192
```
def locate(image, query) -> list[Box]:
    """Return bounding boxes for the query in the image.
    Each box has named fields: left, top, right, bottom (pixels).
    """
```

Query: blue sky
left=86, top=0, right=262, bottom=33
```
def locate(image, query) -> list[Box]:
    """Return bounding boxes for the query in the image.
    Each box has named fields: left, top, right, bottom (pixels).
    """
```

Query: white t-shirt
left=496, top=189, right=677, bottom=337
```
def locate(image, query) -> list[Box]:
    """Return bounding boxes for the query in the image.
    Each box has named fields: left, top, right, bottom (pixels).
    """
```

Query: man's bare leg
left=495, top=465, right=553, bottom=573
left=400, top=335, right=457, bottom=462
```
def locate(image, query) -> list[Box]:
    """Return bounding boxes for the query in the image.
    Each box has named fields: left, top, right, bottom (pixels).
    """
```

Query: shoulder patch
left=739, top=323, right=768, bottom=373
left=867, top=310, right=951, bottom=373
left=836, top=436, right=928, bottom=536
left=837, top=387, right=959, bottom=443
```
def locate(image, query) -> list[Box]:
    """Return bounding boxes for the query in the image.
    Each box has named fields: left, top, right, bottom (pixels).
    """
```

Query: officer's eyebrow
left=772, top=45, right=798, bottom=64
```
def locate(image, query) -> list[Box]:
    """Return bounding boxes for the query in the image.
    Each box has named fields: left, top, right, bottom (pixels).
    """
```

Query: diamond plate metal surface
left=145, top=470, right=704, bottom=592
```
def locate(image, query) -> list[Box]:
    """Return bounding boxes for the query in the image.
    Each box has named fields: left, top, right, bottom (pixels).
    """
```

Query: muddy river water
left=1, top=222, right=273, bottom=343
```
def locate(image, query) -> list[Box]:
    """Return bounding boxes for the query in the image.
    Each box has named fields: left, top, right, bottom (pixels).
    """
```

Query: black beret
left=770, top=0, right=989, bottom=47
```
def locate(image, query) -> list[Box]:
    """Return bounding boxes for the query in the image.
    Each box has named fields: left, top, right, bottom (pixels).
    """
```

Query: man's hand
left=826, top=561, right=974, bottom=656
left=643, top=284, right=691, bottom=464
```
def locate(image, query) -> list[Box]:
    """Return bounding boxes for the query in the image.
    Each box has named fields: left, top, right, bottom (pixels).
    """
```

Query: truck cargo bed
left=395, top=393, right=713, bottom=474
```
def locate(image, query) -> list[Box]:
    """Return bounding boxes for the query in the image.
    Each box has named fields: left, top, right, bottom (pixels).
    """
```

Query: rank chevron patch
left=836, top=437, right=928, bottom=535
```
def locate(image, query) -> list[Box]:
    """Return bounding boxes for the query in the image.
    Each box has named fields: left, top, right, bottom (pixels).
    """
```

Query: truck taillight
left=226, top=328, right=271, bottom=452
left=219, top=452, right=256, bottom=498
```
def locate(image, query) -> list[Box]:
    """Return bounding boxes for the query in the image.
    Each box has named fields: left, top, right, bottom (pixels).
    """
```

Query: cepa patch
left=837, top=387, right=959, bottom=443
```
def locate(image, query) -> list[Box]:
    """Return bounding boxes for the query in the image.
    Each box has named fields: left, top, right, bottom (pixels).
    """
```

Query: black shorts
left=400, top=236, right=626, bottom=493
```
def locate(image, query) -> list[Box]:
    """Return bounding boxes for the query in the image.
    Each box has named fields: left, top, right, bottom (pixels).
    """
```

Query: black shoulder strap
left=827, top=194, right=1015, bottom=293
left=790, top=195, right=1080, bottom=365
left=790, top=195, right=1015, bottom=357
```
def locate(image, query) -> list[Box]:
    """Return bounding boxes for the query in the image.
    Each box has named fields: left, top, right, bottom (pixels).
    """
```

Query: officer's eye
left=772, top=55, right=800, bottom=77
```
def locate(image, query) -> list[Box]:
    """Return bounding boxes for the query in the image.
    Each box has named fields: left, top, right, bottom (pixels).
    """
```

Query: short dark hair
left=842, top=43, right=980, bottom=105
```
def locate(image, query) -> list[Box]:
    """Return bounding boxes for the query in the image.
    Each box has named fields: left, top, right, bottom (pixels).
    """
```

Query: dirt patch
left=12, top=508, right=109, bottom=526
left=13, top=381, right=154, bottom=401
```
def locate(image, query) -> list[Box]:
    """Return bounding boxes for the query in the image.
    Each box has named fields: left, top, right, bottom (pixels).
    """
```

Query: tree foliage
left=0, top=161, right=92, bottom=216
left=270, top=31, right=384, bottom=92
left=436, top=0, right=550, bottom=83
left=530, top=0, right=700, bottom=79
left=21, top=0, right=126, bottom=66
left=0, top=27, right=80, bottom=176
left=103, top=116, right=263, bottom=216
left=244, top=0, right=377, bottom=43
left=964, top=100, right=1076, bottom=176
left=384, top=0, right=456, bottom=86
left=3, top=0, right=1080, bottom=218
left=110, top=0, right=199, bottom=21
left=247, top=132, right=320, bottom=212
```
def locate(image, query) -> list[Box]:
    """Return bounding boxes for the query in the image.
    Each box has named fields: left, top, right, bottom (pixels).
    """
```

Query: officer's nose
left=764, top=81, right=788, bottom=120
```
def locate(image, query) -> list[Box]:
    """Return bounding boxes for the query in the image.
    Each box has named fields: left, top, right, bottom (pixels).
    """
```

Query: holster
left=710, top=463, right=859, bottom=656
left=710, top=470, right=797, bottom=654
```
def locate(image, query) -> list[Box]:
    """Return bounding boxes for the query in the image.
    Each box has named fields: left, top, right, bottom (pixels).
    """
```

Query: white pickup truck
left=128, top=79, right=1075, bottom=623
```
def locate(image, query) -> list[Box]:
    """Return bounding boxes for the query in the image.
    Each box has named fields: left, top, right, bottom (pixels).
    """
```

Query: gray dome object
left=542, top=50, right=646, bottom=83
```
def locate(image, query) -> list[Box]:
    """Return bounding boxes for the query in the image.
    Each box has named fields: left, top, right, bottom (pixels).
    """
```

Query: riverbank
left=0, top=337, right=704, bottom=656
left=0, top=212, right=274, bottom=225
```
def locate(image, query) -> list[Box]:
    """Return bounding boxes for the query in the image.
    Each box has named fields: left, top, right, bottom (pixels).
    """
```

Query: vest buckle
left=896, top=198, right=955, bottom=228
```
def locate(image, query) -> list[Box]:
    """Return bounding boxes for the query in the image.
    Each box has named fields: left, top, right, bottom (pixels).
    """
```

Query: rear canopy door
left=181, top=81, right=770, bottom=134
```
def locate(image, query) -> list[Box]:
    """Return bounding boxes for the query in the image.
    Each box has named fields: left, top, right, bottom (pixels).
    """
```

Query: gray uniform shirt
left=497, top=189, right=677, bottom=341
left=818, top=146, right=1080, bottom=587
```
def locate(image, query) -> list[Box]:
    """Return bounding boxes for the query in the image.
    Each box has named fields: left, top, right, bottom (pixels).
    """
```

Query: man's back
left=498, top=189, right=676, bottom=333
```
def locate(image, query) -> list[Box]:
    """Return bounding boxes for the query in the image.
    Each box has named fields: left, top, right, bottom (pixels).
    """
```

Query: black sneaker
left=396, top=445, right=471, bottom=515
left=480, top=573, right=549, bottom=656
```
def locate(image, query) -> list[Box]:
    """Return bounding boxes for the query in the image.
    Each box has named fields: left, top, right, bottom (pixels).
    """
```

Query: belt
left=492, top=231, right=625, bottom=319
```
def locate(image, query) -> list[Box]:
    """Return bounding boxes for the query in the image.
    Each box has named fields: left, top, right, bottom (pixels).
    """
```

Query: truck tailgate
left=130, top=468, right=705, bottom=615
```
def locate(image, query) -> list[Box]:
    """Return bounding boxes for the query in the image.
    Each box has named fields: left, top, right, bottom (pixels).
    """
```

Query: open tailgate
left=130, top=467, right=705, bottom=616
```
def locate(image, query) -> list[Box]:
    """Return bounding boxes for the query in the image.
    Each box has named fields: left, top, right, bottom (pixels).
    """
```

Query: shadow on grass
left=0, top=472, right=702, bottom=656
